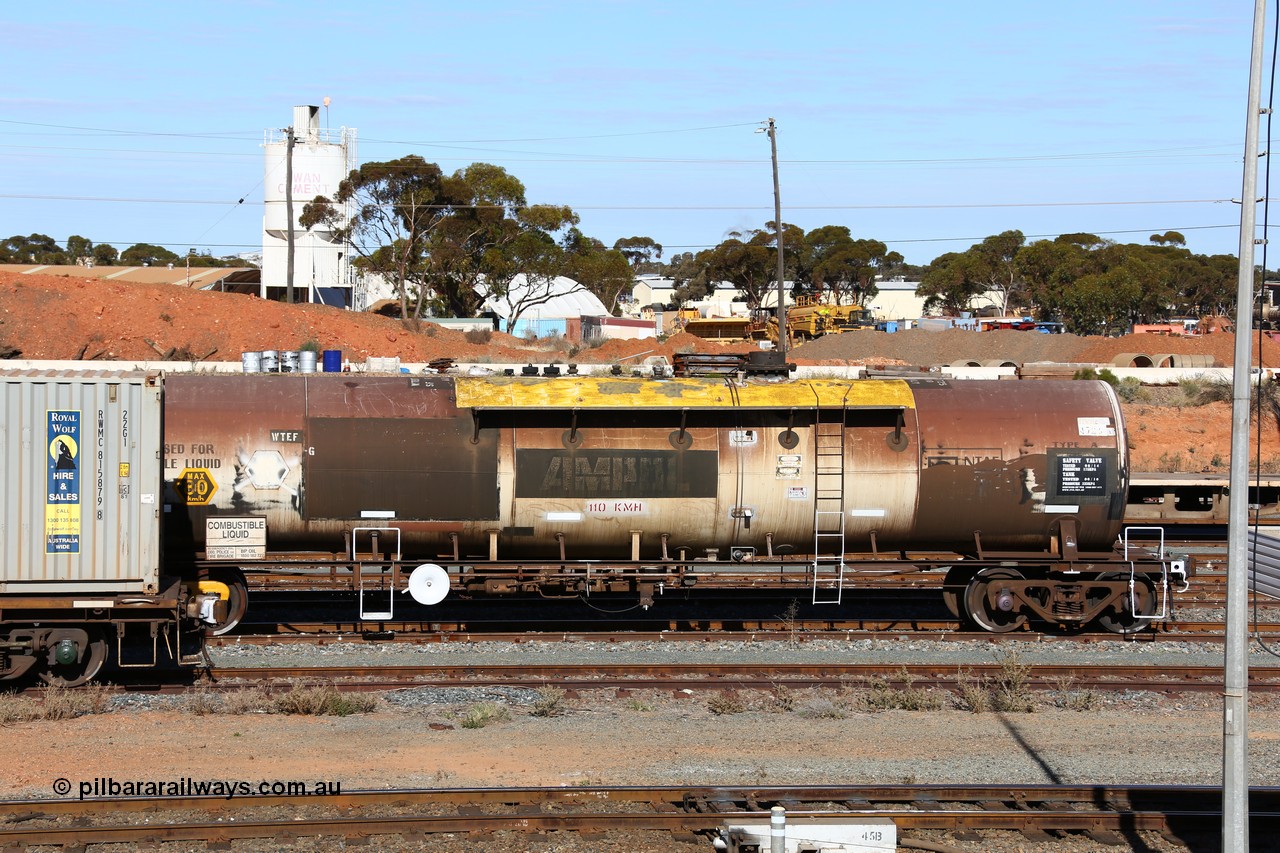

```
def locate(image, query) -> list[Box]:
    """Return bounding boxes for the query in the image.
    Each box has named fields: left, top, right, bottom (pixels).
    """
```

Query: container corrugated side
left=0, top=371, right=162, bottom=593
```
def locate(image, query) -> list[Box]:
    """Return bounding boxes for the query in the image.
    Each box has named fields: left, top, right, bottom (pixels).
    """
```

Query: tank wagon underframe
left=0, top=581, right=207, bottom=685
left=199, top=546, right=1183, bottom=635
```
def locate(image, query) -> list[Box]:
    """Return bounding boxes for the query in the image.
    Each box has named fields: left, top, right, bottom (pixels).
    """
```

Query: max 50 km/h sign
left=178, top=468, right=218, bottom=506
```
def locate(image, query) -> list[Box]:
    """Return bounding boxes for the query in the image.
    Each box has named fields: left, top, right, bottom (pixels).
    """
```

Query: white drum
left=407, top=563, right=450, bottom=605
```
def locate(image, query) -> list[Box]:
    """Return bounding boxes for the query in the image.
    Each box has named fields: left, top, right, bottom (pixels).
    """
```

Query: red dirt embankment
left=0, top=273, right=734, bottom=365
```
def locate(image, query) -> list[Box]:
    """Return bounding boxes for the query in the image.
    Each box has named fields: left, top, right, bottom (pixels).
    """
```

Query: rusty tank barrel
left=160, top=374, right=1127, bottom=561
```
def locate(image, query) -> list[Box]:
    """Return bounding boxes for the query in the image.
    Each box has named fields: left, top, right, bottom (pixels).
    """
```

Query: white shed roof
left=479, top=274, right=609, bottom=320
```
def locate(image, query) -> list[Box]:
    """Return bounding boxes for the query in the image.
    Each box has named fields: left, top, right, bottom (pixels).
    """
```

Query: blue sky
left=0, top=1, right=1259, bottom=267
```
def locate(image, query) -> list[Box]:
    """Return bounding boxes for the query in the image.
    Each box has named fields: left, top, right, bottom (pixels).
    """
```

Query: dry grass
left=458, top=702, right=511, bottom=729
left=528, top=687, right=569, bottom=717
left=194, top=682, right=377, bottom=717
left=0, top=684, right=112, bottom=722
left=707, top=690, right=747, bottom=716
left=1049, top=676, right=1100, bottom=712
left=767, top=685, right=798, bottom=713
left=860, top=668, right=947, bottom=712
left=954, top=652, right=1038, bottom=713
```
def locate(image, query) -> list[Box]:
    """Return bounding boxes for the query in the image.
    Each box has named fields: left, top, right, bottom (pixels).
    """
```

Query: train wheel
left=199, top=566, right=249, bottom=636
left=963, top=568, right=1029, bottom=633
left=39, top=627, right=109, bottom=687
left=1091, top=572, right=1157, bottom=635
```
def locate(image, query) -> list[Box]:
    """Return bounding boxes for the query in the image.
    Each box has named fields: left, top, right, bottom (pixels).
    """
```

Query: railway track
left=198, top=661, right=1280, bottom=693
left=1, top=784, right=1275, bottom=849
left=214, top=616, right=1280, bottom=642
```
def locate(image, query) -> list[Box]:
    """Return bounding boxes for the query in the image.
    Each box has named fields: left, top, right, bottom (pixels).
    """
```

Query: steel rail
left=1, top=784, right=1276, bottom=846
left=202, top=662, right=1280, bottom=693
left=209, top=619, right=1280, bottom=646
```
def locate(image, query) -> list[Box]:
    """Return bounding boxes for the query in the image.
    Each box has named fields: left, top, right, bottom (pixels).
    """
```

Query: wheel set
left=943, top=566, right=1158, bottom=635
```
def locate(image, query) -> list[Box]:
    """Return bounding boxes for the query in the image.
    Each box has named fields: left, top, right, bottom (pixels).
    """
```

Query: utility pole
left=764, top=118, right=787, bottom=355
left=284, top=125, right=296, bottom=304
left=1224, top=2, right=1266, bottom=849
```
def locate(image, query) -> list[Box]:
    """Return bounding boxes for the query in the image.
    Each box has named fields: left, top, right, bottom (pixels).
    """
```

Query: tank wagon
left=1, top=369, right=1191, bottom=685
left=160, top=371, right=1188, bottom=638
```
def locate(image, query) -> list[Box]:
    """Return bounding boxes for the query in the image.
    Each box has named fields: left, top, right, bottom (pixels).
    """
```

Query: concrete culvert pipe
left=1169, top=354, right=1216, bottom=368
left=1112, top=352, right=1155, bottom=368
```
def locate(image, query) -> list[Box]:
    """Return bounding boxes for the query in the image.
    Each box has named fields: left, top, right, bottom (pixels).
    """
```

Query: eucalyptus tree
left=666, top=250, right=713, bottom=306
left=479, top=204, right=583, bottom=332
left=300, top=154, right=452, bottom=321
left=571, top=231, right=634, bottom=314
left=917, top=231, right=1026, bottom=316
left=918, top=252, right=983, bottom=315
left=120, top=243, right=178, bottom=267
left=703, top=230, right=775, bottom=309
left=92, top=243, right=119, bottom=266
left=1, top=233, right=66, bottom=264
left=65, top=235, right=93, bottom=265
left=612, top=236, right=663, bottom=274
left=966, top=230, right=1027, bottom=314
left=1016, top=238, right=1095, bottom=320
left=422, top=162, right=529, bottom=318
left=803, top=225, right=901, bottom=306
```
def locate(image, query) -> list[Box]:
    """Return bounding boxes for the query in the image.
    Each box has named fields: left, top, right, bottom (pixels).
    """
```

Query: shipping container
left=0, top=371, right=162, bottom=594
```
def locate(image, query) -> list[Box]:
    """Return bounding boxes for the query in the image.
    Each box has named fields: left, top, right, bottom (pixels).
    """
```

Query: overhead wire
left=0, top=193, right=1241, bottom=210
left=0, top=116, right=1240, bottom=166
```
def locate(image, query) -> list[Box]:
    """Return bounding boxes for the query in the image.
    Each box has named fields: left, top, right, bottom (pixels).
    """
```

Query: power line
left=0, top=117, right=1238, bottom=166
left=0, top=118, right=260, bottom=139
left=0, top=143, right=258, bottom=157
left=0, top=193, right=1240, bottom=210
left=361, top=121, right=764, bottom=144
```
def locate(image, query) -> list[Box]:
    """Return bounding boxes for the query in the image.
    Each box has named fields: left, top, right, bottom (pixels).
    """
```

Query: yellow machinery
left=681, top=310, right=779, bottom=345
left=786, top=297, right=872, bottom=340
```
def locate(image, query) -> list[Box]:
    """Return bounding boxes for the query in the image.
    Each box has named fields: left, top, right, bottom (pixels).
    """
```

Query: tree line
left=648, top=228, right=1244, bottom=336
left=917, top=230, right=1240, bottom=335
left=0, top=234, right=252, bottom=269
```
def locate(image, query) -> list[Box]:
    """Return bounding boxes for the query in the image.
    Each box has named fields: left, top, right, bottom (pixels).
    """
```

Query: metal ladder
left=352, top=526, right=402, bottom=621
left=812, top=408, right=847, bottom=604
left=1122, top=525, right=1187, bottom=622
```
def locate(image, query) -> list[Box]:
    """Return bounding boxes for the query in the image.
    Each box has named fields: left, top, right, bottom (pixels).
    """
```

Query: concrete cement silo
left=262, top=105, right=358, bottom=307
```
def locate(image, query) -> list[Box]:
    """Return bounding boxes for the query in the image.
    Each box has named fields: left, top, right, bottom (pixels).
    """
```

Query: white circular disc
left=407, top=563, right=450, bottom=606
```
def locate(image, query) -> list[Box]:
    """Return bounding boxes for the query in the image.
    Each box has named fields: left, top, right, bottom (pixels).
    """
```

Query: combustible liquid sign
left=46, top=410, right=82, bottom=554
left=205, top=516, right=266, bottom=560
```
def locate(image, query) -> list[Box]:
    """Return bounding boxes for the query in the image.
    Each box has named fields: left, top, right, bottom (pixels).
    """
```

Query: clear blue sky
left=0, top=1, right=1260, bottom=267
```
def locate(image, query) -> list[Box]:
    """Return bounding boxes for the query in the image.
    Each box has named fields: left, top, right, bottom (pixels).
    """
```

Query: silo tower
left=262, top=105, right=358, bottom=307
